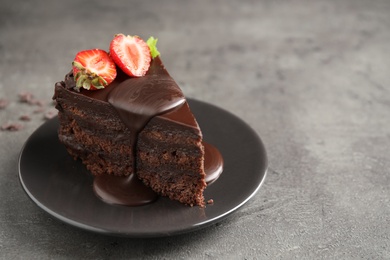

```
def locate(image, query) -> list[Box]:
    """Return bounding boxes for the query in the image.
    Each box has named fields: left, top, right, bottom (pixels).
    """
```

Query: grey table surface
left=1, top=0, right=390, bottom=259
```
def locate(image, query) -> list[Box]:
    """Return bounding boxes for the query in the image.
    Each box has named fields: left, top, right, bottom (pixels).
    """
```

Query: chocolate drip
left=204, top=142, right=224, bottom=184
left=107, top=75, right=185, bottom=151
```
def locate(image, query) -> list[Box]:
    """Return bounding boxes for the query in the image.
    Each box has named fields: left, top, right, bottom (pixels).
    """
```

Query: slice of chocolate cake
left=54, top=56, right=211, bottom=207
left=53, top=35, right=223, bottom=207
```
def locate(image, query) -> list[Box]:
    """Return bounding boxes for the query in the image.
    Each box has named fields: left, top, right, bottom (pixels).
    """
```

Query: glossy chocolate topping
left=107, top=63, right=185, bottom=148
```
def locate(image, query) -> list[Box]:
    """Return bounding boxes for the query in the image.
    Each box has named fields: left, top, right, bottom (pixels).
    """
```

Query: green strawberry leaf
left=147, top=36, right=160, bottom=59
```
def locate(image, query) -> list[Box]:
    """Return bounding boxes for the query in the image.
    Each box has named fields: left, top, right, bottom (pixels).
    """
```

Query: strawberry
left=109, top=34, right=151, bottom=77
left=72, top=49, right=117, bottom=91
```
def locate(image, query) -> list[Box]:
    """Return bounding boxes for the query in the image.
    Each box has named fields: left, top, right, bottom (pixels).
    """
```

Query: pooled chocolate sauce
left=203, top=142, right=224, bottom=184
left=94, top=173, right=158, bottom=206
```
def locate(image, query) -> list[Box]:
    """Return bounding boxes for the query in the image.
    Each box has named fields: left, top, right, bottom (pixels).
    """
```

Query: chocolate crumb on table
left=19, top=114, right=31, bottom=121
left=19, top=92, right=47, bottom=107
left=18, top=91, right=35, bottom=104
left=0, top=98, right=9, bottom=109
left=1, top=122, right=24, bottom=131
left=1, top=93, right=57, bottom=132
left=33, top=99, right=46, bottom=107
left=33, top=107, right=45, bottom=114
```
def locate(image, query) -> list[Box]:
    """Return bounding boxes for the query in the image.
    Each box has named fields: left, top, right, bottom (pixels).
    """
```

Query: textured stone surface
left=1, top=0, right=390, bottom=259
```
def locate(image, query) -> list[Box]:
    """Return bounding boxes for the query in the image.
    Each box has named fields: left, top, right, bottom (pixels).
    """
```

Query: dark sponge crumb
left=1, top=122, right=23, bottom=131
left=18, top=91, right=35, bottom=104
left=19, top=114, right=31, bottom=121
left=1, top=93, right=57, bottom=132
left=0, top=98, right=9, bottom=109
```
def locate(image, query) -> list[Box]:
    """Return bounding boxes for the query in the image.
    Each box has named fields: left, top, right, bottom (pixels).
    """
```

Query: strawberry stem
left=147, top=37, right=160, bottom=59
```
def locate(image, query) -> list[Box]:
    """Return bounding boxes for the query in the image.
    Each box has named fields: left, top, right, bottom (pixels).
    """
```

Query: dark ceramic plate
left=18, top=99, right=267, bottom=237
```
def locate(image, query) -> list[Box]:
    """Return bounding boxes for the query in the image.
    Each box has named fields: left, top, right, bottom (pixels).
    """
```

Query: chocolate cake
left=53, top=56, right=222, bottom=207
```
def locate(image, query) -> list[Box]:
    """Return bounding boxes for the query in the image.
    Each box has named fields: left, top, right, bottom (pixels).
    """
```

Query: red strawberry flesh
left=72, top=49, right=116, bottom=91
left=109, top=34, right=151, bottom=77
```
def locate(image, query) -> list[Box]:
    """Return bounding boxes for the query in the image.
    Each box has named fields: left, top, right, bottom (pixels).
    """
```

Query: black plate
left=18, top=99, right=267, bottom=237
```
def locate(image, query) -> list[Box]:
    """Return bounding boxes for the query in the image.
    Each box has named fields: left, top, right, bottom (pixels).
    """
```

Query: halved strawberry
left=72, top=49, right=117, bottom=91
left=109, top=34, right=151, bottom=77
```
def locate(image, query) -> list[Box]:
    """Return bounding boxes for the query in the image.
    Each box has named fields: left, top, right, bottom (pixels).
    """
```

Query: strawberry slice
left=109, top=34, right=151, bottom=77
left=72, top=49, right=117, bottom=91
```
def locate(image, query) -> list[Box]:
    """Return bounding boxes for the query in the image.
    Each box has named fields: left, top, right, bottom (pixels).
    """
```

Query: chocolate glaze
left=107, top=64, right=185, bottom=155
